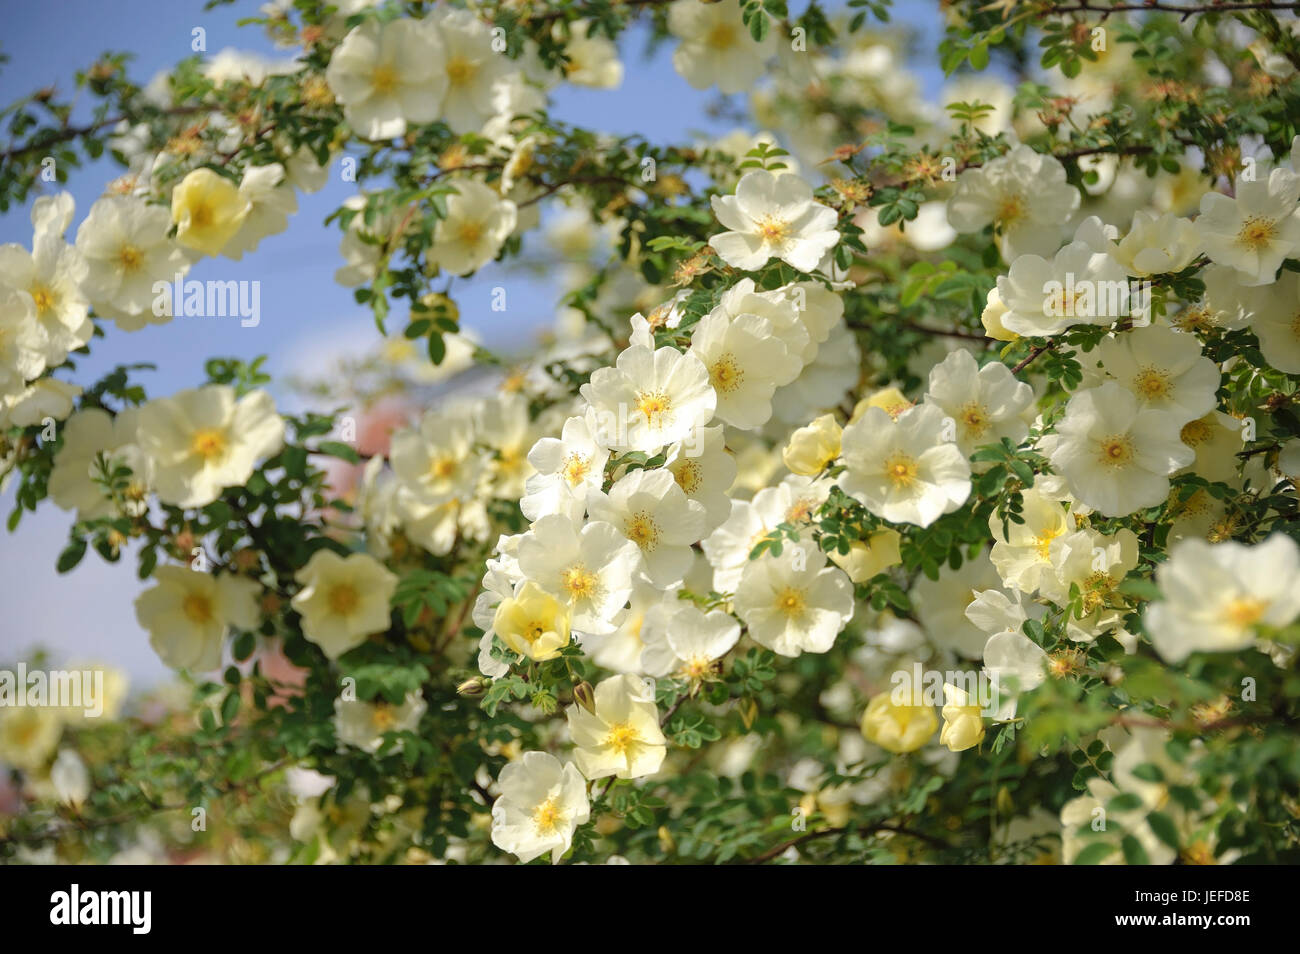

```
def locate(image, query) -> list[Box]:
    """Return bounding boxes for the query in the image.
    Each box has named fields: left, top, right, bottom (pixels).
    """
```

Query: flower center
left=371, top=704, right=396, bottom=730
left=371, top=64, right=400, bottom=95
left=561, top=563, right=599, bottom=601
left=1235, top=215, right=1277, bottom=251
left=1096, top=435, right=1133, bottom=468
left=672, top=459, right=702, bottom=495
left=30, top=284, right=57, bottom=314
left=328, top=582, right=360, bottom=616
left=605, top=721, right=640, bottom=756
left=996, top=193, right=1026, bottom=227
left=456, top=219, right=484, bottom=247
left=883, top=453, right=919, bottom=489
left=182, top=593, right=214, bottom=624
left=118, top=244, right=144, bottom=272
left=561, top=453, right=591, bottom=486
left=682, top=656, right=712, bottom=680
left=1180, top=418, right=1212, bottom=447
left=959, top=402, right=988, bottom=437
left=785, top=499, right=814, bottom=523
left=755, top=215, right=790, bottom=244
left=446, top=55, right=477, bottom=87
left=1133, top=366, right=1171, bottom=400
left=532, top=795, right=563, bottom=833
left=1223, top=595, right=1265, bottom=628
left=429, top=455, right=458, bottom=481
left=625, top=511, right=660, bottom=551
left=705, top=22, right=738, bottom=50
left=709, top=353, right=744, bottom=394
left=1034, top=526, right=1064, bottom=559
left=635, top=389, right=672, bottom=427
left=190, top=202, right=214, bottom=229
left=776, top=586, right=806, bottom=618
left=190, top=428, right=227, bottom=462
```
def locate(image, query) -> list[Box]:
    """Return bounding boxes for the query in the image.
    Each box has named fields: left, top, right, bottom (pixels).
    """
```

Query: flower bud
left=938, top=684, right=986, bottom=752
left=829, top=529, right=902, bottom=583
left=850, top=386, right=912, bottom=424
left=457, top=676, right=490, bottom=698
left=980, top=287, right=1017, bottom=342
left=572, top=680, right=596, bottom=714
left=782, top=413, right=842, bottom=476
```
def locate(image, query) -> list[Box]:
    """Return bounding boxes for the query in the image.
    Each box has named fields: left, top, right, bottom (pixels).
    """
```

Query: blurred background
left=0, top=0, right=946, bottom=686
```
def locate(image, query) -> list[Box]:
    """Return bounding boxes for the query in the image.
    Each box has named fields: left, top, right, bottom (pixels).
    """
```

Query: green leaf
left=1074, top=841, right=1116, bottom=865
left=57, top=537, right=87, bottom=573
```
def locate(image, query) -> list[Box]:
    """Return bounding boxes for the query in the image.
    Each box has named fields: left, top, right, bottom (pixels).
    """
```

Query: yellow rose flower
left=171, top=168, right=251, bottom=256
left=493, top=581, right=571, bottom=661
left=860, top=690, right=937, bottom=754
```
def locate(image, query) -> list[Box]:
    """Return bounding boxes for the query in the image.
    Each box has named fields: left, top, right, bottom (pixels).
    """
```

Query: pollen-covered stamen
left=1235, top=215, right=1278, bottom=251
left=456, top=219, right=485, bottom=247
left=672, top=459, right=702, bottom=495
left=754, top=216, right=790, bottom=244
left=1223, top=595, right=1266, bottom=628
left=29, top=284, right=57, bottom=314
left=959, top=402, right=989, bottom=438
left=118, top=245, right=144, bottom=272
left=995, top=192, right=1026, bottom=227
left=604, top=721, right=640, bottom=756
left=625, top=511, right=661, bottom=552
left=561, top=453, right=591, bottom=486
left=428, top=455, right=458, bottom=481
left=1180, top=418, right=1212, bottom=447
left=883, top=453, right=919, bottom=489
left=190, top=428, right=228, bottom=462
left=775, top=586, right=807, bottom=618
left=785, top=499, right=815, bottom=524
left=1096, top=435, right=1134, bottom=468
left=370, top=703, right=396, bottom=730
left=522, top=618, right=549, bottom=644
left=561, top=563, right=600, bottom=602
left=681, top=656, right=713, bottom=680
left=709, top=353, right=745, bottom=394
left=705, top=21, right=738, bottom=50
left=445, top=55, right=478, bottom=86
left=1133, top=366, right=1172, bottom=400
left=1033, top=526, right=1064, bottom=560
left=1081, top=571, right=1114, bottom=613
left=635, top=389, right=672, bottom=429
left=532, top=795, right=563, bottom=833
left=371, top=64, right=400, bottom=94
left=189, top=202, right=214, bottom=229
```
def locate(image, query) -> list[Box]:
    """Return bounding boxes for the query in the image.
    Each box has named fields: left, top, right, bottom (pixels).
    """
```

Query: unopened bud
left=572, top=681, right=596, bottom=714
left=457, top=676, right=490, bottom=698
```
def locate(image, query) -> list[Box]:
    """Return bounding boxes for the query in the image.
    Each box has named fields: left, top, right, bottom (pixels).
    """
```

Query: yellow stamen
left=191, top=428, right=227, bottom=462
left=328, top=583, right=360, bottom=616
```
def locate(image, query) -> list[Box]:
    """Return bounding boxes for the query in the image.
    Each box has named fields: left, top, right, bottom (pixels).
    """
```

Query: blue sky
left=0, top=0, right=944, bottom=685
